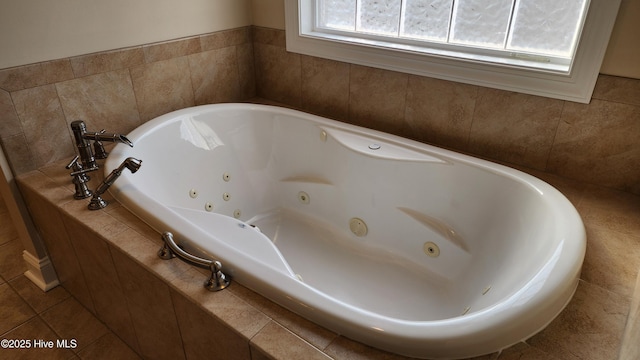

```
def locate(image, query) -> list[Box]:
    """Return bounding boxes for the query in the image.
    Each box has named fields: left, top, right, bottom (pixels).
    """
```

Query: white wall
left=0, top=0, right=252, bottom=69
left=1, top=0, right=637, bottom=78
left=601, top=0, right=640, bottom=78
left=251, top=0, right=285, bottom=30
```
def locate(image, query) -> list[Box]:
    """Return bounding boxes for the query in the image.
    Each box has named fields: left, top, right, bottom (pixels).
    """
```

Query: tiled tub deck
left=16, top=158, right=640, bottom=360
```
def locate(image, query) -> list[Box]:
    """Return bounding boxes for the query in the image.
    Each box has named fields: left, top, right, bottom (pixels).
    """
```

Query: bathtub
left=105, top=103, right=586, bottom=359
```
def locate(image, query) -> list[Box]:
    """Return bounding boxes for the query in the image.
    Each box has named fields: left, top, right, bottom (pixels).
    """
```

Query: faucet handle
left=93, top=130, right=108, bottom=159
left=66, top=155, right=94, bottom=180
left=66, top=156, right=93, bottom=200
left=65, top=155, right=81, bottom=170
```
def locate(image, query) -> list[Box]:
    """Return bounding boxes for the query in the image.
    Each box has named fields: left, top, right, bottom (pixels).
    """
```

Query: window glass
left=316, top=0, right=587, bottom=62
left=508, top=0, right=588, bottom=57
left=287, top=0, right=622, bottom=103
left=400, top=0, right=452, bottom=41
left=357, top=0, right=403, bottom=35
left=450, top=0, right=514, bottom=49
left=318, top=0, right=356, bottom=31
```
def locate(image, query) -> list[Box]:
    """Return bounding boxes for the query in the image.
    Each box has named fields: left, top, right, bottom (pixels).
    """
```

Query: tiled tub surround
left=252, top=27, right=640, bottom=196
left=16, top=155, right=640, bottom=360
left=0, top=26, right=639, bottom=195
left=0, top=26, right=255, bottom=176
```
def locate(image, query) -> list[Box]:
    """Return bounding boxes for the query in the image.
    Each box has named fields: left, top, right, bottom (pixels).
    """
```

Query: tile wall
left=252, top=27, right=640, bottom=196
left=1, top=25, right=639, bottom=196
left=0, top=27, right=255, bottom=176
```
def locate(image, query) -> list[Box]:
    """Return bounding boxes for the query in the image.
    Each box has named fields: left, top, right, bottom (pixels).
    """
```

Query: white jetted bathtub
left=105, top=103, right=586, bottom=359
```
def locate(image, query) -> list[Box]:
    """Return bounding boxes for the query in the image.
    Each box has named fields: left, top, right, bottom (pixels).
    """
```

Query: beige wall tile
left=468, top=88, right=563, bottom=170
left=327, top=334, right=496, bottom=359
left=577, top=186, right=640, bottom=243
left=42, top=59, right=75, bottom=85
left=60, top=200, right=129, bottom=240
left=253, top=26, right=286, bottom=47
left=593, top=75, right=640, bottom=106
left=619, top=270, right=640, bottom=360
left=0, top=60, right=74, bottom=92
left=497, top=342, right=558, bottom=359
left=0, top=90, right=22, bottom=138
left=254, top=43, right=301, bottom=107
left=201, top=27, right=252, bottom=51
left=11, top=85, right=75, bottom=168
left=130, top=57, right=195, bottom=121
left=106, top=229, right=192, bottom=287
left=170, top=267, right=270, bottom=340
left=16, top=170, right=73, bottom=207
left=527, top=280, right=629, bottom=360
left=62, top=216, right=139, bottom=352
left=70, top=48, right=144, bottom=78
left=127, top=300, right=185, bottom=360
left=111, top=246, right=175, bottom=318
left=349, top=65, right=409, bottom=135
left=301, top=55, right=350, bottom=121
left=405, top=75, right=477, bottom=150
left=230, top=284, right=337, bottom=351
left=251, top=321, right=332, bottom=360
left=105, top=209, right=160, bottom=242
left=581, top=226, right=640, bottom=298
left=110, top=239, right=186, bottom=359
left=143, top=37, right=201, bottom=64
left=188, top=47, right=242, bottom=105
left=17, top=180, right=95, bottom=313
left=0, top=134, right=37, bottom=175
left=171, top=289, right=252, bottom=360
left=56, top=69, right=141, bottom=134
left=77, top=333, right=141, bottom=360
left=548, top=100, right=640, bottom=193
left=0, top=63, right=46, bottom=91
left=237, top=43, right=256, bottom=100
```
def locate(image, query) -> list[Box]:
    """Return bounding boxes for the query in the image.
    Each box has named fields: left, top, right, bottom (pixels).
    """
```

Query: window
left=285, top=0, right=622, bottom=103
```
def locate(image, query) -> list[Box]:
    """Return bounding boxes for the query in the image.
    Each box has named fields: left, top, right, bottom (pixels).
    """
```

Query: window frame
left=284, top=0, right=622, bottom=103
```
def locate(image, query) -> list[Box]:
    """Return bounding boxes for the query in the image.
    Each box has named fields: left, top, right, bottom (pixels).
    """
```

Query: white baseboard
left=22, top=250, right=60, bottom=291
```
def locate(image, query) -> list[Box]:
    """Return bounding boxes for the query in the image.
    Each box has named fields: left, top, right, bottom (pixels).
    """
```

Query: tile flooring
left=0, top=192, right=140, bottom=360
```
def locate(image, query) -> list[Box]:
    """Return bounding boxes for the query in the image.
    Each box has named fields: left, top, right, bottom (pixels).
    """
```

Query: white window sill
left=285, top=0, right=622, bottom=103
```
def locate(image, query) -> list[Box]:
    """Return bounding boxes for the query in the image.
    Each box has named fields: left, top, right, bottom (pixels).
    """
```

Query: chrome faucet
left=88, top=157, right=142, bottom=210
left=70, top=120, right=133, bottom=171
left=67, top=120, right=136, bottom=204
left=66, top=156, right=93, bottom=199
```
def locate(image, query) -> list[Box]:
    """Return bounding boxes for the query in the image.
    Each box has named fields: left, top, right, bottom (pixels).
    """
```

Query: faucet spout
left=70, top=120, right=135, bottom=169
left=83, top=131, right=134, bottom=147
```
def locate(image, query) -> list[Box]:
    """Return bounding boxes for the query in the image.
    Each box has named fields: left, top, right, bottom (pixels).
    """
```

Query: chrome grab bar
left=158, top=231, right=230, bottom=291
